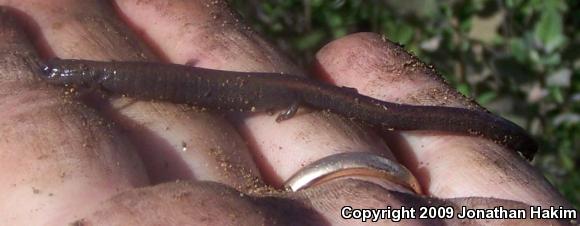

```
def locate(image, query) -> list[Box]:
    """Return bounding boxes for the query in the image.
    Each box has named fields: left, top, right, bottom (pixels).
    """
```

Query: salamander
left=39, top=59, right=538, bottom=160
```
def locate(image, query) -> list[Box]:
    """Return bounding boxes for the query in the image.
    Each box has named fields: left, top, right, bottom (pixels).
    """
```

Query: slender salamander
left=39, top=59, right=538, bottom=160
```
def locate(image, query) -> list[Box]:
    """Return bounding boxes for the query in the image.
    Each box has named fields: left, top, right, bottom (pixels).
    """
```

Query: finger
left=75, top=179, right=574, bottom=225
left=0, top=8, right=147, bottom=225
left=297, top=180, right=573, bottom=225
left=314, top=33, right=570, bottom=207
left=113, top=0, right=400, bottom=191
left=3, top=0, right=262, bottom=190
left=77, top=181, right=326, bottom=225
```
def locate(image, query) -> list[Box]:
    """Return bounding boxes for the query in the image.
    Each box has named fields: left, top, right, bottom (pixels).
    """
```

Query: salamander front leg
left=88, top=72, right=110, bottom=90
left=80, top=72, right=109, bottom=94
left=276, top=101, right=300, bottom=122
left=76, top=72, right=112, bottom=98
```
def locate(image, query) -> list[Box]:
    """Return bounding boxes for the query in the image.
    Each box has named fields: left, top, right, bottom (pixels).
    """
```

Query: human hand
left=0, top=0, right=575, bottom=225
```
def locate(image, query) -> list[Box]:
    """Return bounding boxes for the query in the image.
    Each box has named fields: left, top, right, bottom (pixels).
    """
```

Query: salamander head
left=39, top=59, right=95, bottom=86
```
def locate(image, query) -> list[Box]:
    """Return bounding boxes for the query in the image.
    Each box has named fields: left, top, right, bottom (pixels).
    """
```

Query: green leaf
left=509, top=39, right=528, bottom=62
left=456, top=83, right=471, bottom=96
left=296, top=30, right=325, bottom=50
left=333, top=27, right=348, bottom=38
left=559, top=145, right=575, bottom=170
left=506, top=0, right=515, bottom=8
left=542, top=53, right=562, bottom=66
left=534, top=0, right=566, bottom=52
left=477, top=92, right=497, bottom=105
left=383, top=22, right=415, bottom=46
left=326, top=12, right=343, bottom=27
left=396, top=25, right=415, bottom=45
left=549, top=87, right=565, bottom=103
left=459, top=17, right=473, bottom=32
left=311, top=0, right=324, bottom=8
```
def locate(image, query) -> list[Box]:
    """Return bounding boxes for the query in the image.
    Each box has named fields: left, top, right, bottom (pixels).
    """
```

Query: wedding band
left=284, top=152, right=422, bottom=194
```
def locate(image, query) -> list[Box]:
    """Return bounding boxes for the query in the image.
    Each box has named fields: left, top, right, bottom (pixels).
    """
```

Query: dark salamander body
left=40, top=59, right=538, bottom=160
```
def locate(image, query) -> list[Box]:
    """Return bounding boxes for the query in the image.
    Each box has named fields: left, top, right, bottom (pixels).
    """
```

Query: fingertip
left=314, top=32, right=476, bottom=109
left=313, top=32, right=381, bottom=83
left=314, top=33, right=411, bottom=81
left=0, top=7, right=45, bottom=83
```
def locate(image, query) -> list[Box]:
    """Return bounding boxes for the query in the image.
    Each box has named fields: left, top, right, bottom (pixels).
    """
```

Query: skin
left=39, top=59, right=537, bottom=159
left=0, top=0, right=575, bottom=225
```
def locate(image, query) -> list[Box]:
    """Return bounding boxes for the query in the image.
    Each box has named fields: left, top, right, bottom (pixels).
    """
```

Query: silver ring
left=284, top=152, right=422, bottom=194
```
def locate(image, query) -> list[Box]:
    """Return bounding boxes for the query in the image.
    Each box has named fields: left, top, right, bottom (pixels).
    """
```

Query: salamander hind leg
left=275, top=101, right=300, bottom=122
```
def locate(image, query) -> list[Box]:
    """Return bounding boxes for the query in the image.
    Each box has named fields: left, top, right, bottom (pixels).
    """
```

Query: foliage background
left=231, top=0, right=579, bottom=208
